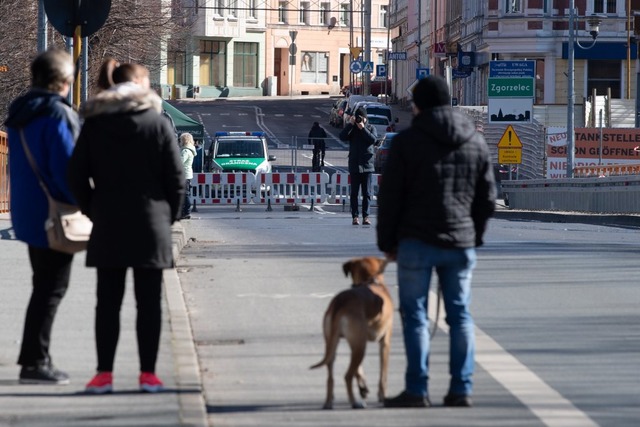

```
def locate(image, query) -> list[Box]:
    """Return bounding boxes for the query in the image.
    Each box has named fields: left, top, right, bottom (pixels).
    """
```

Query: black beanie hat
left=412, top=75, right=451, bottom=110
left=355, top=106, right=367, bottom=118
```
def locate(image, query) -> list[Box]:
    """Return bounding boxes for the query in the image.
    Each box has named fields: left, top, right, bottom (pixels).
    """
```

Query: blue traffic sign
left=416, top=68, right=430, bottom=80
left=387, top=52, right=407, bottom=60
left=376, top=64, right=386, bottom=77
left=349, top=60, right=363, bottom=74
left=362, top=61, right=374, bottom=73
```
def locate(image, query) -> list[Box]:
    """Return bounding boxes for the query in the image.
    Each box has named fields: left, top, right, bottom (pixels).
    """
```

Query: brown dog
left=310, top=257, right=393, bottom=409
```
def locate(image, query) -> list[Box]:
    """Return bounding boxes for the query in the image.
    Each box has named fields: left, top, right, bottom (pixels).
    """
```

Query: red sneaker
left=139, top=372, right=164, bottom=393
left=85, top=372, right=113, bottom=394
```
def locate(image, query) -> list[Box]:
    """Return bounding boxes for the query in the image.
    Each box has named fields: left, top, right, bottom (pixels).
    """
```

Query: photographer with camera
left=339, top=107, right=378, bottom=225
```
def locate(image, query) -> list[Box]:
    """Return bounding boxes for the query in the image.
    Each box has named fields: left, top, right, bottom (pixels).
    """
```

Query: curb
left=493, top=208, right=640, bottom=228
left=166, top=222, right=208, bottom=427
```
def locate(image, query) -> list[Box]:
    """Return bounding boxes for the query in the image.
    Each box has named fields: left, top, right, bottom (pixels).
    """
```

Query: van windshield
left=215, top=140, right=265, bottom=158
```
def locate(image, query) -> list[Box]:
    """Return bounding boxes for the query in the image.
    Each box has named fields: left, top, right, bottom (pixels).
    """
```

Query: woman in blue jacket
left=4, top=49, right=79, bottom=384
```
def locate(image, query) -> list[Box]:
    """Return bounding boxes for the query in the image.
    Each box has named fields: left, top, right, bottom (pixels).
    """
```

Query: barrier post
left=342, top=199, right=346, bottom=212
left=235, top=199, right=241, bottom=212
left=191, top=198, right=198, bottom=213
left=266, top=199, right=272, bottom=212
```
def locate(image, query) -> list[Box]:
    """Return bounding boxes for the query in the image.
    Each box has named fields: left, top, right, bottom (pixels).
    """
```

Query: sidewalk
left=0, top=213, right=207, bottom=427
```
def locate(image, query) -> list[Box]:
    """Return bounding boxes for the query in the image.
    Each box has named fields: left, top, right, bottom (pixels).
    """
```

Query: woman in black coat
left=67, top=59, right=184, bottom=394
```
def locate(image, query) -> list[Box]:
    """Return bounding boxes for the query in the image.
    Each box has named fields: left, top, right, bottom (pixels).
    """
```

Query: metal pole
left=566, top=1, right=576, bottom=178
left=599, top=109, right=603, bottom=165
left=628, top=0, right=632, bottom=99
left=37, top=0, right=47, bottom=52
left=385, top=0, right=390, bottom=104
left=363, top=0, right=371, bottom=96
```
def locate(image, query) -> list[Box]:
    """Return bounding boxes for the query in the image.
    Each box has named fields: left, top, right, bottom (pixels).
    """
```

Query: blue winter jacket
left=4, top=89, right=80, bottom=248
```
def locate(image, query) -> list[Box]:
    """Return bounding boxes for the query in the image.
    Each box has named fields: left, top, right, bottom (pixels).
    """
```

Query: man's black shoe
left=19, top=364, right=70, bottom=385
left=443, top=393, right=473, bottom=407
left=384, top=391, right=431, bottom=408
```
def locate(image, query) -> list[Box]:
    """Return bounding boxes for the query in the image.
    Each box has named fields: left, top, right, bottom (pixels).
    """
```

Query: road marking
left=429, top=291, right=598, bottom=427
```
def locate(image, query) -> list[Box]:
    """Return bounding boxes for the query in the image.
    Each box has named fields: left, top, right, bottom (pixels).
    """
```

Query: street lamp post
left=566, top=2, right=601, bottom=178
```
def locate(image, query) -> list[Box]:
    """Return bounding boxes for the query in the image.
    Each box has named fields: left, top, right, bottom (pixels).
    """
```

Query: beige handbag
left=19, top=129, right=92, bottom=254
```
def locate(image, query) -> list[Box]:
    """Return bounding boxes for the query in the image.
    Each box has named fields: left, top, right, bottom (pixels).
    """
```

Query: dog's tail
left=309, top=312, right=341, bottom=370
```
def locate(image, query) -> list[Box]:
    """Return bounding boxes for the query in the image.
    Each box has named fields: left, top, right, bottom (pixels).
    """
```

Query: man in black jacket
left=339, top=107, right=377, bottom=225
left=308, top=121, right=327, bottom=172
left=377, top=76, right=496, bottom=408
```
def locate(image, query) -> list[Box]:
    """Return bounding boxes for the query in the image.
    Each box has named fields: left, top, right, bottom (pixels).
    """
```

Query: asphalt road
left=175, top=205, right=640, bottom=427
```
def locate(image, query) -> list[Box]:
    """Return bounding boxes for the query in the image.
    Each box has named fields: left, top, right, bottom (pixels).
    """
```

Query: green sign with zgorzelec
left=488, top=78, right=534, bottom=97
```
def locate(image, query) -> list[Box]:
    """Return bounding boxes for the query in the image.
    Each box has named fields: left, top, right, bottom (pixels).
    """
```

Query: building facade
left=389, top=0, right=640, bottom=107
left=165, top=0, right=391, bottom=97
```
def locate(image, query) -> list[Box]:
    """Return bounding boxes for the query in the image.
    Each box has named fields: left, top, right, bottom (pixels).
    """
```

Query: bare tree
left=0, top=0, right=194, bottom=129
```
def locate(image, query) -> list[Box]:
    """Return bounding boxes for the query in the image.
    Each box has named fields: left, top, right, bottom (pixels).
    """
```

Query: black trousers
left=95, top=267, right=163, bottom=373
left=350, top=171, right=372, bottom=219
left=182, top=179, right=192, bottom=217
left=18, top=246, right=73, bottom=367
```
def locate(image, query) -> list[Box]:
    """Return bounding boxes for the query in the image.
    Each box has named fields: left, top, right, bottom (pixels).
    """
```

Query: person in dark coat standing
left=377, top=76, right=496, bottom=408
left=4, top=49, right=79, bottom=385
left=67, top=59, right=185, bottom=394
left=339, top=107, right=378, bottom=225
left=308, top=121, right=327, bottom=172
left=339, top=107, right=377, bottom=225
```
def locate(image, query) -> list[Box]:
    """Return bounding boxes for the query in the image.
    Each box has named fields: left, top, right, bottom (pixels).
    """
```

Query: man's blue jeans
left=396, top=238, right=477, bottom=397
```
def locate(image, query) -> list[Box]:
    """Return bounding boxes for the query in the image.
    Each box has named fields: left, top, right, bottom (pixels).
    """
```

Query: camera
left=355, top=115, right=363, bottom=124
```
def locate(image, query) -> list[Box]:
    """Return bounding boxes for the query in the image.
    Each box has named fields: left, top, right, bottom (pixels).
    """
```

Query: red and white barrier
left=191, top=173, right=256, bottom=205
left=329, top=172, right=382, bottom=206
left=254, top=172, right=330, bottom=205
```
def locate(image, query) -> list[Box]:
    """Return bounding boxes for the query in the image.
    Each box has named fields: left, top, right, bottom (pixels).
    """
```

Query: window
left=215, top=0, right=224, bottom=15
left=278, top=1, right=287, bottom=23
left=320, top=2, right=330, bottom=24
left=301, top=51, right=328, bottom=84
left=299, top=1, right=310, bottom=24
left=588, top=60, right=620, bottom=98
left=379, top=5, right=387, bottom=28
left=506, top=0, right=522, bottom=13
left=247, top=0, right=257, bottom=18
left=199, top=40, right=226, bottom=87
left=593, top=0, right=616, bottom=13
left=234, top=42, right=258, bottom=88
left=340, top=3, right=349, bottom=25
left=168, top=51, right=186, bottom=85
left=228, top=0, right=237, bottom=16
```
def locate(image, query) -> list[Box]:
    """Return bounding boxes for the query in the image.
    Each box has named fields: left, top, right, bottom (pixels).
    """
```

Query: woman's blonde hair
left=179, top=133, right=195, bottom=147
left=31, top=49, right=74, bottom=92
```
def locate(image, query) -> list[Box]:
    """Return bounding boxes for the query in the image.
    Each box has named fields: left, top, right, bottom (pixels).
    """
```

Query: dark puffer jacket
left=376, top=107, right=496, bottom=253
left=339, top=118, right=378, bottom=173
left=67, top=83, right=185, bottom=268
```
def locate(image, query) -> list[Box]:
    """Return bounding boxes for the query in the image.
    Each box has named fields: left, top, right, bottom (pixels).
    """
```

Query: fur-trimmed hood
left=81, top=82, right=163, bottom=118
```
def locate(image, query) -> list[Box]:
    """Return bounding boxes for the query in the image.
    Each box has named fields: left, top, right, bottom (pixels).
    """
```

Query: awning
left=162, top=100, right=204, bottom=140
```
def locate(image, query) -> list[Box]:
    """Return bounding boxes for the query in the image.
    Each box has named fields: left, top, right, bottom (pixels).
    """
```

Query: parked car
left=366, top=115, right=393, bottom=142
left=343, top=79, right=393, bottom=96
left=343, top=95, right=378, bottom=125
left=350, top=101, right=398, bottom=132
left=374, top=132, right=397, bottom=173
left=329, top=98, right=348, bottom=127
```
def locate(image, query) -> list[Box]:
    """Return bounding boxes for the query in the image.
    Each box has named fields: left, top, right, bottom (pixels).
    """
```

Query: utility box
left=267, top=76, right=277, bottom=96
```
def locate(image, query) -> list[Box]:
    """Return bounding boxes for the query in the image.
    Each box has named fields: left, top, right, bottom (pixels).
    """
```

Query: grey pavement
left=0, top=213, right=207, bottom=427
left=2, top=200, right=639, bottom=427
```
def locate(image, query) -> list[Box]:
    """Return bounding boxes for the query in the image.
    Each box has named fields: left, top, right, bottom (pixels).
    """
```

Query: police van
left=208, top=131, right=276, bottom=175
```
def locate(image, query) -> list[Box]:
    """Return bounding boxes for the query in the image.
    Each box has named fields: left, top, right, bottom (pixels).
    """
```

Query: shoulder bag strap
left=18, top=128, right=54, bottom=201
